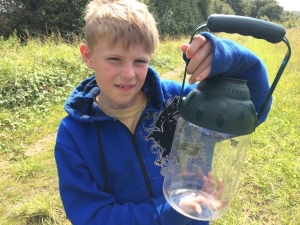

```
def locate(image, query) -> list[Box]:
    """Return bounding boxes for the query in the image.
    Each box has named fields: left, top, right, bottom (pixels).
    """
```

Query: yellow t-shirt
left=96, top=93, right=148, bottom=134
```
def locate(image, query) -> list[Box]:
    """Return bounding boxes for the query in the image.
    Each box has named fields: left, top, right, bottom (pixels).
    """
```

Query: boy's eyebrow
left=104, top=52, right=150, bottom=60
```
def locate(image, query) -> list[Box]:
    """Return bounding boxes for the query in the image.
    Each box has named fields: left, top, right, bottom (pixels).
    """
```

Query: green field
left=0, top=27, right=299, bottom=224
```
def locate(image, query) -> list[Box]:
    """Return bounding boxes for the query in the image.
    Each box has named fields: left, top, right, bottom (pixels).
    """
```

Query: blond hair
left=84, top=0, right=159, bottom=53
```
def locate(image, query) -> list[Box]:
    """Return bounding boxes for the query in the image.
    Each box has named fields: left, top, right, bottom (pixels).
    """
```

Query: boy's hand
left=181, top=35, right=213, bottom=84
left=178, top=172, right=229, bottom=215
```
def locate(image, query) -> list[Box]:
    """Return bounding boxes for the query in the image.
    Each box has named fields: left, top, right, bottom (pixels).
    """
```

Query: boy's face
left=80, top=36, right=151, bottom=109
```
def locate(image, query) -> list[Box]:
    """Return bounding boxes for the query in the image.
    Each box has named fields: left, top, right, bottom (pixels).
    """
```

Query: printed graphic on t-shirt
left=146, top=96, right=180, bottom=174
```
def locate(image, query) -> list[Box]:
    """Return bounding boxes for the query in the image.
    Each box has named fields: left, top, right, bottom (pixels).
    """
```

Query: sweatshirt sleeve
left=202, top=32, right=272, bottom=124
left=54, top=120, right=200, bottom=225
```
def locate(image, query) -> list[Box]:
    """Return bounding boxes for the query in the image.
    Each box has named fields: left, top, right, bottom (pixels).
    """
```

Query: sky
left=276, top=0, right=300, bottom=11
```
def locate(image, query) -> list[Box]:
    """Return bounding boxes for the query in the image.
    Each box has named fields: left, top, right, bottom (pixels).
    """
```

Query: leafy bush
left=0, top=33, right=92, bottom=155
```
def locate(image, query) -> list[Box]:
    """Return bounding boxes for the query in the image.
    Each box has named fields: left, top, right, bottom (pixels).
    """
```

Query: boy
left=55, top=0, right=271, bottom=224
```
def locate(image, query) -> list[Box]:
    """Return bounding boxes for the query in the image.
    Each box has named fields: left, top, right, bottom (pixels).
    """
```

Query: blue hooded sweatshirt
left=55, top=33, right=271, bottom=225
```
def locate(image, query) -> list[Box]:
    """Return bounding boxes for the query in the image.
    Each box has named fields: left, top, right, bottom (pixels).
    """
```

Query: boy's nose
left=120, top=64, right=135, bottom=79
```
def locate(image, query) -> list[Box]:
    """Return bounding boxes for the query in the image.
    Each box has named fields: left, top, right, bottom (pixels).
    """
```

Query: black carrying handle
left=207, top=14, right=286, bottom=44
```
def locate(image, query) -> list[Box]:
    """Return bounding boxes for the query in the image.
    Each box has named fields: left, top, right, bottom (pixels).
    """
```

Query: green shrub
left=0, top=34, right=91, bottom=155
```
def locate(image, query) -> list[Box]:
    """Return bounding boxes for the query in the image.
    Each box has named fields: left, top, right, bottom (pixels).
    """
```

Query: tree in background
left=0, top=0, right=88, bottom=39
left=248, top=0, right=281, bottom=18
left=148, top=0, right=209, bottom=38
left=257, top=2, right=283, bottom=21
left=210, top=0, right=235, bottom=15
left=0, top=0, right=15, bottom=37
left=0, top=0, right=297, bottom=40
left=225, top=0, right=251, bottom=15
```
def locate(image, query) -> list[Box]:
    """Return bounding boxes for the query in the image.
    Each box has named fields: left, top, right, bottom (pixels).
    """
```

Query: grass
left=0, top=28, right=299, bottom=224
left=0, top=138, right=68, bottom=225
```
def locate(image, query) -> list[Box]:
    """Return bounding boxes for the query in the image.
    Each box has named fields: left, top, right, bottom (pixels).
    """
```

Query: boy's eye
left=135, top=60, right=148, bottom=64
left=108, top=58, right=120, bottom=61
left=106, top=58, right=149, bottom=64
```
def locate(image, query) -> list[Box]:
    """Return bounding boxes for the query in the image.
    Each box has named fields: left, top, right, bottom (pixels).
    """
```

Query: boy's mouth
left=115, top=84, right=135, bottom=90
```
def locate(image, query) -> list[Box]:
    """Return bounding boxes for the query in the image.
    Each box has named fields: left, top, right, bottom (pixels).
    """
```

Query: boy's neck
left=95, top=91, right=144, bottom=110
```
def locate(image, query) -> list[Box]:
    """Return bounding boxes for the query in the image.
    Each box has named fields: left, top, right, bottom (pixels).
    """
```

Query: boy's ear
left=80, top=43, right=94, bottom=69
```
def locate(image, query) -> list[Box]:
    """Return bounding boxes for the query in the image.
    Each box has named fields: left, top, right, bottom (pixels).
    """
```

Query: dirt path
left=24, top=133, right=56, bottom=157
left=0, top=133, right=56, bottom=180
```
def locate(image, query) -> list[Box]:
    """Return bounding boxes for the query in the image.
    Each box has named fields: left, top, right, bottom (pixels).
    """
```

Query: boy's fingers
left=180, top=44, right=189, bottom=56
left=214, top=178, right=225, bottom=200
left=181, top=35, right=213, bottom=84
left=194, top=195, right=214, bottom=210
left=207, top=172, right=215, bottom=186
left=187, top=35, right=207, bottom=56
left=188, top=55, right=212, bottom=84
left=186, top=41, right=212, bottom=76
left=201, top=175, right=209, bottom=192
left=214, top=198, right=230, bottom=210
left=179, top=197, right=203, bottom=214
